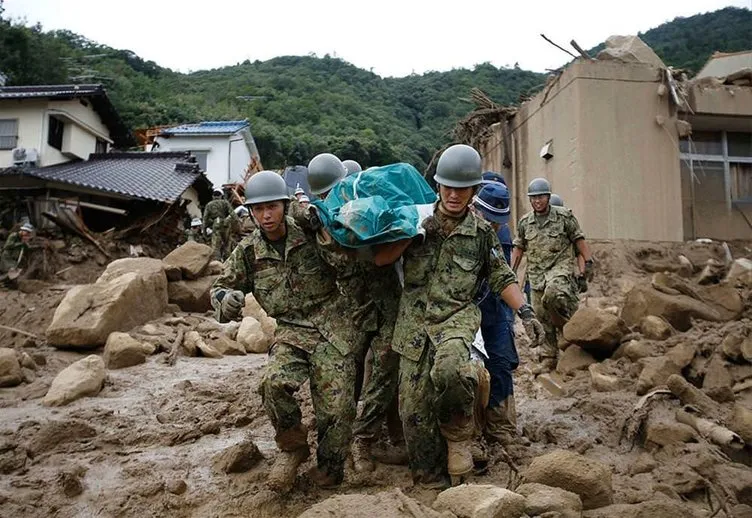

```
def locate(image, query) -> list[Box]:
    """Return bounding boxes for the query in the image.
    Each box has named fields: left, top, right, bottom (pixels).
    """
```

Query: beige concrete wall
left=0, top=100, right=45, bottom=167
left=689, top=84, right=752, bottom=117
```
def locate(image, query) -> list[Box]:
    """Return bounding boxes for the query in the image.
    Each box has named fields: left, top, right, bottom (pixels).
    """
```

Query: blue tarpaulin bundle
left=311, top=163, right=437, bottom=248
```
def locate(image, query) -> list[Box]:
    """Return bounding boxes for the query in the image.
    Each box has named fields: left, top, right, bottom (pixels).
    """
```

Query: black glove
left=219, top=290, right=245, bottom=321
left=518, top=303, right=545, bottom=348
left=584, top=259, right=595, bottom=282
left=577, top=275, right=588, bottom=293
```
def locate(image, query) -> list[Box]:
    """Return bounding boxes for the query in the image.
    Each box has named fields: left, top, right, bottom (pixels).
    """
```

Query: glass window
left=727, top=132, right=752, bottom=158
left=95, top=138, right=108, bottom=154
left=730, top=162, right=752, bottom=202
left=680, top=131, right=723, bottom=156
left=684, top=160, right=726, bottom=203
left=48, top=116, right=64, bottom=150
left=191, top=151, right=208, bottom=171
left=0, top=119, right=18, bottom=150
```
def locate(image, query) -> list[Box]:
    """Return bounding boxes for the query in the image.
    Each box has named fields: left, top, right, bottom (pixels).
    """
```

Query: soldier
left=549, top=193, right=587, bottom=292
left=184, top=218, right=206, bottom=244
left=211, top=171, right=359, bottom=491
left=203, top=189, right=238, bottom=260
left=374, top=144, right=544, bottom=485
left=510, top=179, right=594, bottom=374
left=302, top=153, right=403, bottom=473
left=1, top=222, right=33, bottom=274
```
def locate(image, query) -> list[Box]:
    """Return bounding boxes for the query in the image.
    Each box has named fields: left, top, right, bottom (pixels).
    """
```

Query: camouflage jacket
left=393, top=207, right=518, bottom=362
left=210, top=217, right=358, bottom=355
left=0, top=232, right=27, bottom=271
left=203, top=199, right=234, bottom=229
left=513, top=206, right=585, bottom=290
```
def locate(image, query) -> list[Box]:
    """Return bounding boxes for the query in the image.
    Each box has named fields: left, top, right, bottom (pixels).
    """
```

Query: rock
left=165, top=479, right=187, bottom=495
left=213, top=438, right=263, bottom=473
left=207, top=260, right=224, bottom=275
left=43, top=355, right=105, bottom=407
left=635, top=357, right=681, bottom=395
left=698, top=259, right=726, bottom=285
left=697, top=283, right=744, bottom=320
left=46, top=258, right=168, bottom=348
left=644, top=415, right=696, bottom=447
left=666, top=342, right=697, bottom=369
left=583, top=499, right=700, bottom=518
left=620, top=340, right=654, bottom=362
left=236, top=317, right=272, bottom=354
left=676, top=255, right=694, bottom=277
left=19, top=352, right=36, bottom=370
left=743, top=337, right=752, bottom=363
left=556, top=345, right=596, bottom=375
left=726, top=258, right=752, bottom=288
left=628, top=453, right=658, bottom=475
left=242, top=294, right=277, bottom=337
left=589, top=364, right=621, bottom=392
left=185, top=331, right=222, bottom=358
left=162, top=241, right=213, bottom=280
left=563, top=308, right=628, bottom=358
left=103, top=332, right=148, bottom=369
left=516, top=483, right=582, bottom=518
left=730, top=404, right=752, bottom=444
left=167, top=275, right=218, bottom=312
left=165, top=303, right=182, bottom=313
left=0, top=443, right=27, bottom=474
left=0, top=348, right=23, bottom=387
left=299, top=489, right=445, bottom=518
left=57, top=471, right=84, bottom=497
left=596, top=35, right=666, bottom=68
left=164, top=264, right=182, bottom=282
left=702, top=354, right=734, bottom=398
left=209, top=335, right=246, bottom=356
left=537, top=372, right=566, bottom=398
left=523, top=450, right=613, bottom=510
left=640, top=316, right=673, bottom=341
left=621, top=283, right=724, bottom=332
left=433, top=484, right=526, bottom=518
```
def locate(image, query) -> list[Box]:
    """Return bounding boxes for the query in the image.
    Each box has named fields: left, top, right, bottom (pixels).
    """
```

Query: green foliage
left=0, top=6, right=749, bottom=170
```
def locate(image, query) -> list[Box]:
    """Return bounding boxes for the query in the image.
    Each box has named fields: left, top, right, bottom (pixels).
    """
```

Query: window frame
left=0, top=118, right=19, bottom=150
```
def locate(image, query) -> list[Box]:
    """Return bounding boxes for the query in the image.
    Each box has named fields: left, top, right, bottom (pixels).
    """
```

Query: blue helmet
left=474, top=183, right=511, bottom=224
left=481, top=171, right=507, bottom=186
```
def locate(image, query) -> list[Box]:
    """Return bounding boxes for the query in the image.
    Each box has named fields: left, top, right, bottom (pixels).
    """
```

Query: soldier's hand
left=518, top=303, right=545, bottom=348
left=220, top=290, right=245, bottom=320
left=576, top=275, right=588, bottom=293
left=584, top=259, right=595, bottom=282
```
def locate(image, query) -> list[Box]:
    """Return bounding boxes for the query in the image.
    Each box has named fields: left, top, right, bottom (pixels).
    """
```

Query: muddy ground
left=0, top=239, right=751, bottom=517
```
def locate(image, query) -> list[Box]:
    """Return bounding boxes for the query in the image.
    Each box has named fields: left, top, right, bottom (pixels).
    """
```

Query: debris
left=433, top=484, right=526, bottom=518
left=621, top=282, right=724, bottom=332
left=596, top=35, right=666, bottom=68
left=698, top=259, right=726, bottom=285
left=237, top=316, right=272, bottom=354
left=582, top=499, right=701, bottom=518
left=298, top=489, right=445, bottom=518
left=208, top=335, right=246, bottom=356
left=644, top=414, right=697, bottom=447
left=162, top=242, right=213, bottom=280
left=628, top=453, right=657, bottom=475
left=185, top=331, right=222, bottom=358
left=516, top=482, right=582, bottom=518
left=667, top=374, right=726, bottom=423
left=0, top=348, right=23, bottom=387
left=167, top=276, right=218, bottom=313
left=537, top=372, right=566, bottom=397
left=103, top=332, right=148, bottom=369
left=42, top=355, right=105, bottom=407
left=562, top=308, right=628, bottom=358
left=618, top=340, right=654, bottom=362
left=702, top=354, right=734, bottom=402
left=639, top=316, right=673, bottom=341
left=730, top=404, right=752, bottom=444
left=0, top=324, right=38, bottom=339
left=213, top=438, right=263, bottom=473
left=165, top=479, right=187, bottom=495
left=57, top=470, right=84, bottom=497
left=556, top=345, right=596, bottom=375
left=589, top=363, right=621, bottom=392
left=675, top=406, right=744, bottom=450
left=725, top=258, right=752, bottom=288
left=636, top=357, right=682, bottom=395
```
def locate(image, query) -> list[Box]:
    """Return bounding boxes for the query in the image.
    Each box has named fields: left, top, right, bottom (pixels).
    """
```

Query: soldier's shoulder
left=473, top=212, right=495, bottom=234
left=238, top=231, right=261, bottom=250
left=552, top=205, right=577, bottom=220
left=518, top=211, right=536, bottom=225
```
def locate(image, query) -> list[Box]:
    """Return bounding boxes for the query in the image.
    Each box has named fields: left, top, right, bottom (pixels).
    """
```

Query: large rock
left=208, top=335, right=246, bottom=356
left=644, top=415, right=696, bottom=447
left=726, top=258, right=752, bottom=288
left=596, top=35, right=666, bottom=68
left=563, top=308, right=628, bottom=357
left=46, top=258, right=167, bottom=348
left=0, top=348, right=22, bottom=387
left=185, top=331, right=222, bottom=358
left=103, top=332, right=148, bottom=369
left=621, top=283, right=725, bottom=332
left=589, top=363, right=621, bottom=392
left=242, top=294, right=277, bottom=337
left=236, top=317, right=273, bottom=354
left=523, top=450, right=613, bottom=510
left=731, top=404, right=752, bottom=444
left=299, top=489, right=445, bottom=518
left=516, top=483, right=582, bottom=518
left=583, top=499, right=700, bottom=518
left=640, top=316, right=673, bottom=341
left=433, top=484, right=526, bottom=518
left=162, top=242, right=213, bottom=280
left=212, top=438, right=262, bottom=473
left=635, top=351, right=691, bottom=396
left=556, top=345, right=596, bottom=375
left=702, top=354, right=734, bottom=401
left=43, top=355, right=105, bottom=407
left=167, top=275, right=218, bottom=313
left=697, top=283, right=744, bottom=320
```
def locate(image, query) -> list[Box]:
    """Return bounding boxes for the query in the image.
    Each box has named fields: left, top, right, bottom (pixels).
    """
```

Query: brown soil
left=0, top=239, right=750, bottom=517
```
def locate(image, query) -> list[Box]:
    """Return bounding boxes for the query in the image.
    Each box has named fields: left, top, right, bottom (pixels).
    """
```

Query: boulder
left=42, top=355, right=105, bottom=407
left=242, top=294, right=277, bottom=337
left=640, top=316, right=673, bottom=341
left=730, top=404, right=752, bottom=444
left=596, top=35, right=666, bottom=68
left=702, top=354, right=734, bottom=401
left=167, top=275, right=218, bottom=313
left=207, top=260, right=224, bottom=275
left=636, top=357, right=681, bottom=395
left=619, top=340, right=654, bottom=362
left=208, top=335, right=246, bottom=356
left=628, top=453, right=658, bottom=475
left=212, top=438, right=262, bottom=473
left=185, top=331, right=222, bottom=358
left=583, top=499, right=700, bottom=518
left=556, top=345, right=596, bottom=376
left=523, top=450, right=613, bottom=510
left=589, top=364, right=621, bottom=392
left=726, top=258, right=752, bottom=288
left=103, top=332, right=148, bottom=369
left=0, top=348, right=22, bottom=387
left=299, top=489, right=445, bottom=518
left=621, top=283, right=723, bottom=332
left=162, top=242, right=213, bottom=280
left=697, top=283, right=744, bottom=320
left=563, top=308, right=628, bottom=358
left=433, top=484, right=526, bottom=518
left=236, top=317, right=272, bottom=354
left=516, top=483, right=582, bottom=518
left=46, top=258, right=168, bottom=348
left=644, top=415, right=696, bottom=447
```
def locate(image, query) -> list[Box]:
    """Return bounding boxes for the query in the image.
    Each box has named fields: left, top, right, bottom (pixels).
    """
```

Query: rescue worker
left=234, top=205, right=257, bottom=235
left=471, top=182, right=520, bottom=446
left=211, top=171, right=358, bottom=491
left=511, top=179, right=594, bottom=374
left=342, top=159, right=363, bottom=176
left=184, top=218, right=206, bottom=244
left=549, top=193, right=588, bottom=293
left=203, top=189, right=237, bottom=260
left=303, top=153, right=403, bottom=473
left=374, top=144, right=545, bottom=485
left=1, top=222, right=33, bottom=274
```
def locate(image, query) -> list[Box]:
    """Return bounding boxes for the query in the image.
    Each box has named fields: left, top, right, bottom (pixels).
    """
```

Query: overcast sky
left=5, top=0, right=750, bottom=77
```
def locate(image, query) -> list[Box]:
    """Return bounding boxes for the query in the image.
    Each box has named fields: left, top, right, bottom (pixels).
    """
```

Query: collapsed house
left=461, top=38, right=752, bottom=241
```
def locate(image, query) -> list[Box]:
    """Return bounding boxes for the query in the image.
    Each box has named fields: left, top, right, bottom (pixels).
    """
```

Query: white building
left=0, top=84, right=131, bottom=168
left=153, top=120, right=260, bottom=189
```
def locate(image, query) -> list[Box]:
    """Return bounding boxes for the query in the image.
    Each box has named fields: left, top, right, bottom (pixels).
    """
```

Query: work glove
left=219, top=290, right=245, bottom=321
left=576, top=275, right=588, bottom=293
left=583, top=259, right=595, bottom=282
left=518, top=303, right=545, bottom=348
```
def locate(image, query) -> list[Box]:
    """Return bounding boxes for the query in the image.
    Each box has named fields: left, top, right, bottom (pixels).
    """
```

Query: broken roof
left=0, top=84, right=134, bottom=148
left=696, top=50, right=752, bottom=79
left=0, top=152, right=211, bottom=203
left=160, top=120, right=250, bottom=137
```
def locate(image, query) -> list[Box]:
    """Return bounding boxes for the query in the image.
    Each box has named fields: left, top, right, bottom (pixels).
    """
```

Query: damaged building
left=472, top=38, right=752, bottom=241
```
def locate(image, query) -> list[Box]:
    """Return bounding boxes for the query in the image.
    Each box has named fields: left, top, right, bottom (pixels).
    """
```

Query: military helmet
left=244, top=170, right=289, bottom=205
left=527, top=177, right=552, bottom=196
left=549, top=193, right=564, bottom=207
left=342, top=159, right=363, bottom=175
left=190, top=217, right=202, bottom=228
left=435, top=144, right=482, bottom=188
left=308, top=153, right=346, bottom=195
left=481, top=171, right=507, bottom=186
left=474, top=183, right=511, bottom=224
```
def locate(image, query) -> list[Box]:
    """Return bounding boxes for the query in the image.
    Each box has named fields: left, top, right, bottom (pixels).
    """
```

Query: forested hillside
left=1, top=3, right=749, bottom=169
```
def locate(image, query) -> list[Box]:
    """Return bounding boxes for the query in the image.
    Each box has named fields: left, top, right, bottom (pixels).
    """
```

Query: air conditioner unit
left=12, top=147, right=39, bottom=166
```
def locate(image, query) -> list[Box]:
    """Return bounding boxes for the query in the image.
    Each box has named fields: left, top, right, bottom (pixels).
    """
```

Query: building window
left=731, top=163, right=752, bottom=203
left=95, top=138, right=108, bottom=154
left=191, top=151, right=208, bottom=171
left=0, top=119, right=18, bottom=150
left=48, top=116, right=64, bottom=150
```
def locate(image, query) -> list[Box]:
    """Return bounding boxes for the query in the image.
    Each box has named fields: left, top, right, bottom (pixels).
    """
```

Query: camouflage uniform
left=210, top=217, right=359, bottom=482
left=184, top=228, right=207, bottom=245
left=513, top=205, right=585, bottom=360
left=394, top=207, right=518, bottom=480
left=203, top=199, right=237, bottom=260
left=0, top=232, right=27, bottom=273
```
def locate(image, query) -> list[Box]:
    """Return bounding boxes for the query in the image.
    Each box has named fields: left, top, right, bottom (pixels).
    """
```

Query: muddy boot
left=532, top=357, right=557, bottom=375
left=372, top=440, right=408, bottom=465
left=351, top=437, right=375, bottom=473
left=307, top=466, right=342, bottom=489
left=485, top=396, right=518, bottom=446
left=447, top=439, right=474, bottom=486
left=267, top=446, right=309, bottom=492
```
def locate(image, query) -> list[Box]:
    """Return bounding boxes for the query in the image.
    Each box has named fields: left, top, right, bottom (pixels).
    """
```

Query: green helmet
left=244, top=170, right=289, bottom=205
left=549, top=193, right=564, bottom=206
left=527, top=177, right=552, bottom=196
left=342, top=159, right=362, bottom=175
left=435, top=144, right=482, bottom=188
left=308, top=153, right=346, bottom=195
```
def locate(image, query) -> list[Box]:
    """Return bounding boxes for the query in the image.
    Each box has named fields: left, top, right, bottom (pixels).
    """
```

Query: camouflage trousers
left=211, top=220, right=235, bottom=261
left=353, top=316, right=401, bottom=443
left=531, top=275, right=580, bottom=359
left=260, top=339, right=356, bottom=480
left=398, top=337, right=478, bottom=480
